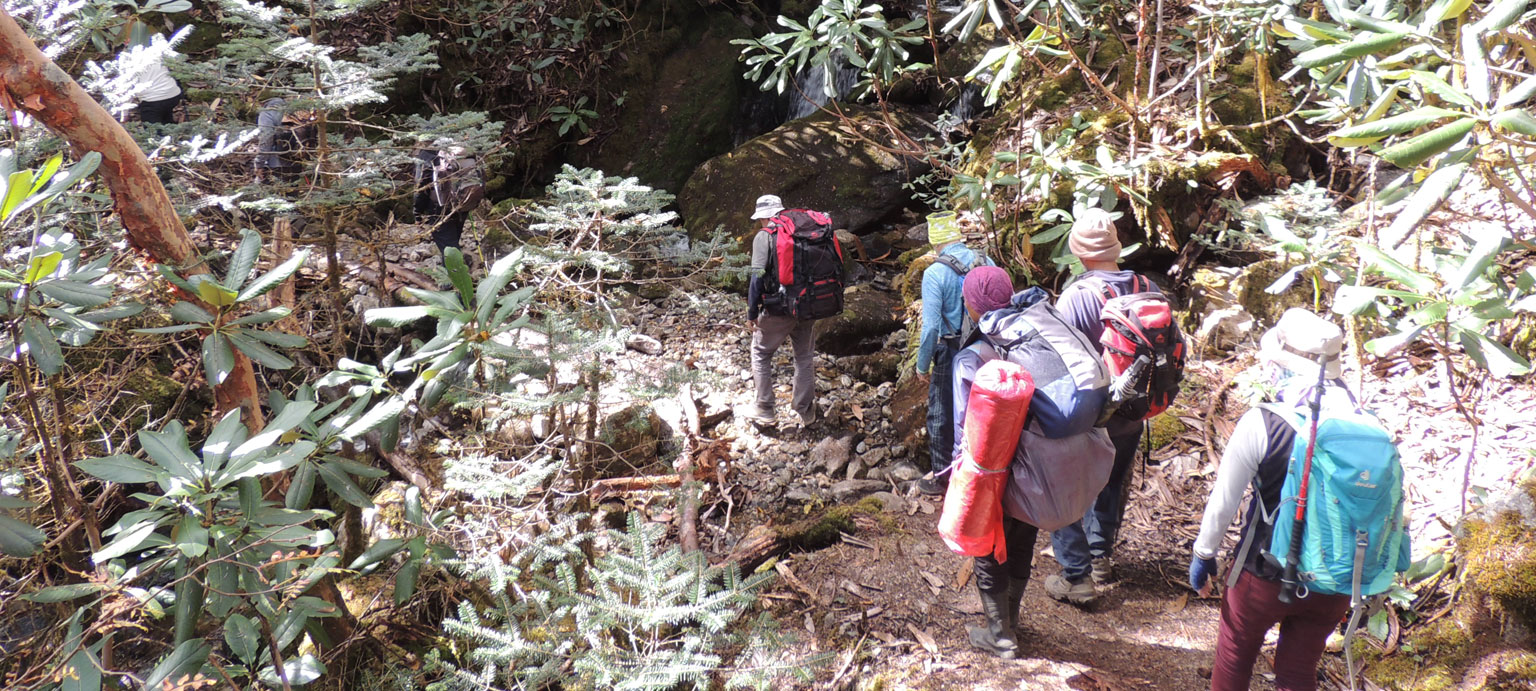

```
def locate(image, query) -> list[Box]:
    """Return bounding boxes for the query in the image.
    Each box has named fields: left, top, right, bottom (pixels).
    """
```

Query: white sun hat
left=750, top=194, right=785, bottom=220
left=1259, top=308, right=1344, bottom=380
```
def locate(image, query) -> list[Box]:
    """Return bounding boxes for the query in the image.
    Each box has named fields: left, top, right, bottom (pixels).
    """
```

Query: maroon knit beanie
left=962, top=265, right=1013, bottom=315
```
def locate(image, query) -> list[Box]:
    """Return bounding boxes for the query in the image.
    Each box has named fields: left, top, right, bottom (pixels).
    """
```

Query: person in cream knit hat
left=1044, top=206, right=1168, bottom=606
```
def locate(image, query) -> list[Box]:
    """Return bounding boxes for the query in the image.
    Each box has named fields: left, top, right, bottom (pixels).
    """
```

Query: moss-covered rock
left=845, top=351, right=902, bottom=385
left=1364, top=617, right=1473, bottom=691
left=1146, top=413, right=1186, bottom=451
left=814, top=285, right=903, bottom=355
left=679, top=105, right=935, bottom=242
left=112, top=364, right=189, bottom=432
left=591, top=404, right=669, bottom=477
left=897, top=252, right=938, bottom=305
left=1460, top=481, right=1536, bottom=629
left=1367, top=481, right=1536, bottom=689
left=1231, top=257, right=1315, bottom=326
left=888, top=374, right=929, bottom=465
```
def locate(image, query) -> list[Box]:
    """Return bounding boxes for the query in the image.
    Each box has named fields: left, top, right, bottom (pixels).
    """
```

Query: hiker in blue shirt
left=915, top=212, right=993, bottom=495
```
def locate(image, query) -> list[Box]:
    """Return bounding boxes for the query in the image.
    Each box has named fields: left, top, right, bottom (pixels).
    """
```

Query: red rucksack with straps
left=764, top=209, right=845, bottom=320
left=1091, top=275, right=1186, bottom=421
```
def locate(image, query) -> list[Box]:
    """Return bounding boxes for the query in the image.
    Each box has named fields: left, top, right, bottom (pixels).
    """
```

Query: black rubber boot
left=967, top=582, right=1019, bottom=659
left=1006, top=578, right=1028, bottom=631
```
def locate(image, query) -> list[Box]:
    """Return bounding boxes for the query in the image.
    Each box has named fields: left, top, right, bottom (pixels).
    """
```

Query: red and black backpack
left=1092, top=275, right=1185, bottom=421
left=763, top=209, right=845, bottom=320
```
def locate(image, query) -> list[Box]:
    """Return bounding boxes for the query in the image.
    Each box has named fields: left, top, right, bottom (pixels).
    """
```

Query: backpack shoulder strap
left=1072, top=274, right=1116, bottom=305
left=1257, top=403, right=1309, bottom=435
left=934, top=254, right=970, bottom=276
left=1226, top=477, right=1285, bottom=589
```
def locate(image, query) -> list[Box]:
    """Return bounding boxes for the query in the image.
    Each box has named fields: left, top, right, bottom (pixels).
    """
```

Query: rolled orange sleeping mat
left=939, top=360, right=1034, bottom=562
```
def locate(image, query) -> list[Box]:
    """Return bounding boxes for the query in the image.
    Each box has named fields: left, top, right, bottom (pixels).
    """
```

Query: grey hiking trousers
left=752, top=314, right=816, bottom=420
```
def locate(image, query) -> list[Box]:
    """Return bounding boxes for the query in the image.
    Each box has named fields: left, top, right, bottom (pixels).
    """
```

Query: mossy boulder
left=897, top=251, right=937, bottom=305
left=111, top=364, right=189, bottom=432
left=574, top=11, right=752, bottom=193
left=813, top=285, right=902, bottom=355
left=591, top=404, right=670, bottom=477
left=1146, top=413, right=1186, bottom=451
left=1230, top=257, right=1315, bottom=326
left=888, top=375, right=929, bottom=464
left=679, top=105, right=935, bottom=242
left=1460, top=481, right=1536, bottom=629
left=845, top=351, right=902, bottom=385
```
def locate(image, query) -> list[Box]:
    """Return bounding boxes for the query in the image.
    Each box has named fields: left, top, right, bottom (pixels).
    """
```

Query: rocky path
left=601, top=279, right=1259, bottom=688
left=592, top=223, right=1535, bottom=689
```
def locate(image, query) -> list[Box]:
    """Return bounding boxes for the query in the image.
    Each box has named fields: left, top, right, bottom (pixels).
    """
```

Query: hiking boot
left=1044, top=573, right=1096, bottom=606
left=1006, top=578, right=1027, bottom=631
left=737, top=405, right=776, bottom=429
left=1090, top=557, right=1115, bottom=585
left=967, top=582, right=1019, bottom=659
left=916, top=471, right=948, bottom=496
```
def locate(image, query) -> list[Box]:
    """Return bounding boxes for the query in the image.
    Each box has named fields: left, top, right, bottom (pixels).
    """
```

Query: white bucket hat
left=750, top=194, right=785, bottom=220
left=1259, top=308, right=1344, bottom=380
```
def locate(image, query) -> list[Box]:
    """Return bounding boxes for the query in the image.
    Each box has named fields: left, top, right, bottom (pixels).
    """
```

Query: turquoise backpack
left=1232, top=404, right=1411, bottom=599
left=1229, top=402, right=1412, bottom=689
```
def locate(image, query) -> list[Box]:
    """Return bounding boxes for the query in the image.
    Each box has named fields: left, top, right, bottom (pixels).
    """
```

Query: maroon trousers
left=1211, top=571, right=1350, bottom=691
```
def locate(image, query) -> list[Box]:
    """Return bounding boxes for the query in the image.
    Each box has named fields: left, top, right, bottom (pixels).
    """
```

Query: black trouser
left=431, top=211, right=467, bottom=252
left=139, top=91, right=182, bottom=124
left=415, top=192, right=467, bottom=253
left=926, top=338, right=959, bottom=474
left=974, top=516, right=1040, bottom=594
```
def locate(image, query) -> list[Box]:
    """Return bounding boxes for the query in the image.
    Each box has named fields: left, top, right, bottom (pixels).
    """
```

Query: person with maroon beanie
left=946, top=266, right=1032, bottom=659
left=1190, top=309, right=1355, bottom=690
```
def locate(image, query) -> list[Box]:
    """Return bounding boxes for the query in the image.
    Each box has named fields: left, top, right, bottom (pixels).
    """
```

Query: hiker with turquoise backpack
left=914, top=210, right=994, bottom=496
left=1189, top=309, right=1411, bottom=691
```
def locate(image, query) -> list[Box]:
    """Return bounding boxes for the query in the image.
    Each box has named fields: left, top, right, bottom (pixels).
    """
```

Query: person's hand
left=1189, top=554, right=1218, bottom=596
left=915, top=370, right=930, bottom=385
left=747, top=318, right=758, bottom=331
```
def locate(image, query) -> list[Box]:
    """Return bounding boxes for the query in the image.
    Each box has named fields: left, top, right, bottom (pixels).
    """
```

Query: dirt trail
left=759, top=489, right=1272, bottom=690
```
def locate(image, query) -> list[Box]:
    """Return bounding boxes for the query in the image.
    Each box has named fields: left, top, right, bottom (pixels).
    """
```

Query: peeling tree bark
left=0, top=9, right=264, bottom=430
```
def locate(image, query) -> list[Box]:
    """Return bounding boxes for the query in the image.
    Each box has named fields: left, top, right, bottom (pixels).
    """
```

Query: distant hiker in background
left=254, top=98, right=315, bottom=182
left=915, top=210, right=994, bottom=496
left=1045, top=208, right=1170, bottom=606
left=413, top=145, right=486, bottom=253
left=122, top=31, right=183, bottom=124
left=943, top=266, right=1030, bottom=658
left=743, top=194, right=845, bottom=429
left=1190, top=308, right=1409, bottom=691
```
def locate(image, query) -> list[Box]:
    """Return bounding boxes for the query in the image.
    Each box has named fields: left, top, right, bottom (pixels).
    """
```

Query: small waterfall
left=785, top=57, right=863, bottom=121
left=735, top=55, right=865, bottom=145
left=946, top=82, right=987, bottom=124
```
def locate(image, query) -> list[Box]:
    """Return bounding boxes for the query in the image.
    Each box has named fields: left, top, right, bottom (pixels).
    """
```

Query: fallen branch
left=677, top=384, right=701, bottom=553
left=591, top=474, right=683, bottom=497
left=721, top=505, right=862, bottom=573
left=377, top=447, right=433, bottom=491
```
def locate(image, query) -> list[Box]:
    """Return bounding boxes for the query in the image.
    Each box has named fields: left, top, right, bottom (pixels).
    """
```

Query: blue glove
left=1189, top=554, right=1217, bottom=592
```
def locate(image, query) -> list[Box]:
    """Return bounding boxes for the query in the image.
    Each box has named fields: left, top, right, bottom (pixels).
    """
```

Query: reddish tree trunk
left=0, top=10, right=264, bottom=430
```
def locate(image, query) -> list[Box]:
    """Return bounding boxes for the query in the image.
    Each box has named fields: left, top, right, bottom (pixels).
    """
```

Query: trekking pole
left=1277, top=351, right=1332, bottom=605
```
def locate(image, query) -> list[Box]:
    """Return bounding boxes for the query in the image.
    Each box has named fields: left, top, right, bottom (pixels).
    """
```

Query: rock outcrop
left=678, top=105, right=934, bottom=241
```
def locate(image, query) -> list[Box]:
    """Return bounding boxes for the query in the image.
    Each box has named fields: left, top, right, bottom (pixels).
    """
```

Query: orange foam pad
left=939, top=360, right=1035, bottom=561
